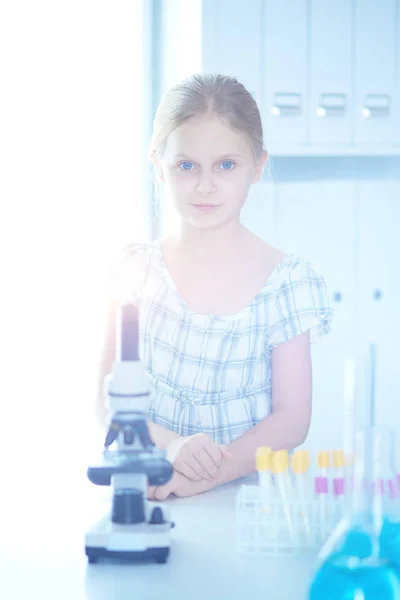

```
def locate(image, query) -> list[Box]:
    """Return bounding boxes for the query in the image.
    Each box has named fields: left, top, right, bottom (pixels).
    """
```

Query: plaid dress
left=114, top=240, right=334, bottom=444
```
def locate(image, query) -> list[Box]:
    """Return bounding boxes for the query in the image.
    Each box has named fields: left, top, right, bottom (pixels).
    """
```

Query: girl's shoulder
left=119, top=240, right=154, bottom=260
left=252, top=242, right=304, bottom=298
left=267, top=252, right=317, bottom=287
left=253, top=236, right=325, bottom=296
left=258, top=252, right=333, bottom=329
left=260, top=250, right=334, bottom=346
left=271, top=253, right=328, bottom=291
left=116, top=240, right=162, bottom=270
left=245, top=235, right=315, bottom=294
left=109, top=240, right=163, bottom=302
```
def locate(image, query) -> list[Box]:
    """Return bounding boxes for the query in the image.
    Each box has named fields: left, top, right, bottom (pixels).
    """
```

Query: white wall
left=1, top=1, right=147, bottom=473
left=154, top=0, right=202, bottom=234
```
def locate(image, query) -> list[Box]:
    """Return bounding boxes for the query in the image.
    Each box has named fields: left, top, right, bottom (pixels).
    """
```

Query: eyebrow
left=173, top=153, right=244, bottom=161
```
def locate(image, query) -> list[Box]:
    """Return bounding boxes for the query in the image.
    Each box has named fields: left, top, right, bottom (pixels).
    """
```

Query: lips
left=191, top=203, right=220, bottom=207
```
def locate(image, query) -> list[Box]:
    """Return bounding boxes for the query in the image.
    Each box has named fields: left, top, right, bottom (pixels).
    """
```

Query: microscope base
left=85, top=544, right=170, bottom=565
left=85, top=509, right=173, bottom=564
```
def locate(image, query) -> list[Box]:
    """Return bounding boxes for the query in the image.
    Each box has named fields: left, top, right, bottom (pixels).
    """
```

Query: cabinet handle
left=316, top=93, right=346, bottom=117
left=271, top=93, right=302, bottom=117
left=373, top=289, right=383, bottom=301
left=362, top=94, right=391, bottom=119
left=333, top=292, right=342, bottom=303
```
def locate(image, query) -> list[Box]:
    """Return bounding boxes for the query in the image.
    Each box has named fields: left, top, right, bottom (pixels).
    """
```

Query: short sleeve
left=266, top=258, right=334, bottom=348
left=108, top=243, right=150, bottom=304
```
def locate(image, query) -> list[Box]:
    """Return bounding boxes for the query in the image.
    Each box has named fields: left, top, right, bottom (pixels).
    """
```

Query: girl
left=96, top=73, right=334, bottom=500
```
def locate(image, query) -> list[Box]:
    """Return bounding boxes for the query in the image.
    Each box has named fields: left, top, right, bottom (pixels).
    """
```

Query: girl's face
left=158, top=115, right=266, bottom=230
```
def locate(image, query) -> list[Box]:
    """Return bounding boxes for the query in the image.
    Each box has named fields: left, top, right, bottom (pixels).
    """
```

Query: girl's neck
left=171, top=219, right=248, bottom=261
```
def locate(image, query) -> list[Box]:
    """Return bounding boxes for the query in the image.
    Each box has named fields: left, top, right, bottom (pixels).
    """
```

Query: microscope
left=85, top=303, right=174, bottom=564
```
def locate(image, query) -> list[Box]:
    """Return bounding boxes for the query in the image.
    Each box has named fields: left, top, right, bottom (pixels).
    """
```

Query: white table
left=0, top=465, right=316, bottom=600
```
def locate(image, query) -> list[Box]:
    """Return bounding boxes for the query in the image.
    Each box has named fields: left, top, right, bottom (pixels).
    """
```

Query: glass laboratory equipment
left=308, top=427, right=400, bottom=600
left=380, top=429, right=400, bottom=574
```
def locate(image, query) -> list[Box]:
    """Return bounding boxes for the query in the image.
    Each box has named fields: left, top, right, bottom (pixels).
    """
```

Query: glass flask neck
left=348, top=427, right=396, bottom=526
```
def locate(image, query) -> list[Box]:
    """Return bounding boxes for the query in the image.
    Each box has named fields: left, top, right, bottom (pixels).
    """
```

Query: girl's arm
left=147, top=421, right=181, bottom=451
left=216, top=328, right=312, bottom=484
left=151, top=330, right=312, bottom=499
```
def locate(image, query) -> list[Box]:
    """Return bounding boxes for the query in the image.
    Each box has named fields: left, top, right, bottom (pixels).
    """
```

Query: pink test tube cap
left=333, top=478, right=345, bottom=496
left=315, top=476, right=328, bottom=495
left=389, top=478, right=400, bottom=498
left=373, top=479, right=385, bottom=495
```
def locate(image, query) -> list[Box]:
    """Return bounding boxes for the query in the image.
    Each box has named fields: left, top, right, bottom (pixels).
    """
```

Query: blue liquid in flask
left=309, top=553, right=400, bottom=600
left=381, top=520, right=400, bottom=573
left=341, top=526, right=373, bottom=559
left=309, top=428, right=400, bottom=599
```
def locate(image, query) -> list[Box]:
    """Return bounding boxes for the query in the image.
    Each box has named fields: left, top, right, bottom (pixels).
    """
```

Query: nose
left=196, top=172, right=216, bottom=196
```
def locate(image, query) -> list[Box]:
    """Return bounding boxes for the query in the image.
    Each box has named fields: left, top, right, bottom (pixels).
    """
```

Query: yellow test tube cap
left=317, top=451, right=331, bottom=469
left=272, top=450, right=289, bottom=474
left=256, top=446, right=272, bottom=471
left=332, top=450, right=345, bottom=468
left=291, top=450, right=310, bottom=474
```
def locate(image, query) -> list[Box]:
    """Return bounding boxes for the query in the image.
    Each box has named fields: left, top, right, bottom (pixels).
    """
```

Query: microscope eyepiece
left=117, top=303, right=140, bottom=361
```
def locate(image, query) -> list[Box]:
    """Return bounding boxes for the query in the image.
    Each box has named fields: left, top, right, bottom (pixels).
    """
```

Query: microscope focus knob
left=112, top=489, right=145, bottom=524
left=149, top=506, right=166, bottom=525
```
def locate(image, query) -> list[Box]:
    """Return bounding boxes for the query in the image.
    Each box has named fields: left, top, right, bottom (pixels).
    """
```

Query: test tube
left=332, top=450, right=346, bottom=527
left=272, top=449, right=295, bottom=541
left=315, top=451, right=330, bottom=543
left=256, top=446, right=273, bottom=511
left=291, top=450, right=311, bottom=540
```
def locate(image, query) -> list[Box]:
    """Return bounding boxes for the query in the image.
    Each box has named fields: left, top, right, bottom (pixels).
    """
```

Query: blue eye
left=220, top=160, right=235, bottom=170
left=179, top=161, right=194, bottom=171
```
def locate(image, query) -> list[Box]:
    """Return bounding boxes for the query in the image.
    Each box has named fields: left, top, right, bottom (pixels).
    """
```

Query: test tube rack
left=235, top=482, right=342, bottom=556
left=236, top=448, right=347, bottom=557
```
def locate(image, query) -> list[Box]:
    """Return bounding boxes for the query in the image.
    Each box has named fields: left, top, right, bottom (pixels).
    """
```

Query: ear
left=251, top=151, right=268, bottom=184
left=151, top=153, right=165, bottom=183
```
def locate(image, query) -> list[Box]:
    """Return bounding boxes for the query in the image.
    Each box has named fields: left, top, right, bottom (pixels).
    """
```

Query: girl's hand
left=147, top=471, right=184, bottom=500
left=165, top=433, right=232, bottom=481
left=147, top=470, right=215, bottom=500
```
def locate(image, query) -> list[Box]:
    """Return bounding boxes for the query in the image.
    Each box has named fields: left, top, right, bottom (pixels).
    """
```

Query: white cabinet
left=263, top=0, right=308, bottom=146
left=372, top=336, right=400, bottom=463
left=202, top=0, right=263, bottom=106
left=356, top=181, right=400, bottom=341
left=354, top=0, right=398, bottom=145
left=274, top=181, right=358, bottom=341
left=304, top=341, right=352, bottom=457
left=398, top=7, right=400, bottom=146
left=198, top=0, right=400, bottom=154
left=356, top=182, right=400, bottom=445
left=309, top=0, right=353, bottom=145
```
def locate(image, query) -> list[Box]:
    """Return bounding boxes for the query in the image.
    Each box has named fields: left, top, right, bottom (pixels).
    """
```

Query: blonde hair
left=149, top=73, right=265, bottom=161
